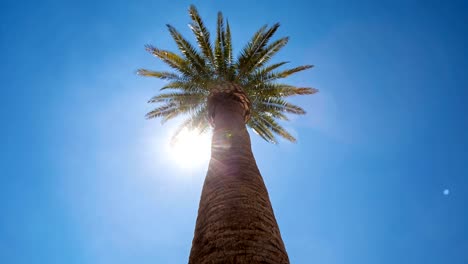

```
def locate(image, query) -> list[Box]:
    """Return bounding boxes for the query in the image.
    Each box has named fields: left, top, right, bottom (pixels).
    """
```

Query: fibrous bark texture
left=189, top=90, right=289, bottom=264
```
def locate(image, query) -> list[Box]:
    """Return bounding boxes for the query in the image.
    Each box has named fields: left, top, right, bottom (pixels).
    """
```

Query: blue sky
left=1, top=0, right=467, bottom=263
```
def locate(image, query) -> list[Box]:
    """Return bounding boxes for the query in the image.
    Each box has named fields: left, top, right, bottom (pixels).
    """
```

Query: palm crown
left=138, top=5, right=317, bottom=143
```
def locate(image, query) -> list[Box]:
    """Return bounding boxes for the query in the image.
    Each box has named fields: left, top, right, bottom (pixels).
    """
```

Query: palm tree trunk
left=189, top=97, right=289, bottom=263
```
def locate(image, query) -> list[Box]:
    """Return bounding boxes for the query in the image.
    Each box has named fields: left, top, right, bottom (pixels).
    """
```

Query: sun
left=167, top=127, right=211, bottom=169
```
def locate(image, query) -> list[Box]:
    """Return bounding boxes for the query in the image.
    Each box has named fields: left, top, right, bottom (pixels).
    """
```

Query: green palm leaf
left=136, top=69, right=180, bottom=80
left=254, top=83, right=318, bottom=97
left=247, top=37, right=289, bottom=73
left=237, top=23, right=280, bottom=78
left=259, top=97, right=306, bottom=115
left=144, top=45, right=193, bottom=77
left=188, top=5, right=215, bottom=66
left=249, top=115, right=276, bottom=143
left=166, top=24, right=209, bottom=77
left=258, top=113, right=296, bottom=142
left=171, top=105, right=209, bottom=143
left=224, top=21, right=233, bottom=72
left=214, top=12, right=226, bottom=77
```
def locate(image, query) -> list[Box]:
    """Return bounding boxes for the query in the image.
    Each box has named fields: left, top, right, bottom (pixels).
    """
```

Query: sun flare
left=167, top=128, right=211, bottom=169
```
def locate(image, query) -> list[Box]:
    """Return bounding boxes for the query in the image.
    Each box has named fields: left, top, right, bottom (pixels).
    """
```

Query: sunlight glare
left=167, top=128, right=211, bottom=169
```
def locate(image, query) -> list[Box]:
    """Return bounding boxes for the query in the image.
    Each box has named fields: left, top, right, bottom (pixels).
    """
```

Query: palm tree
left=138, top=5, right=317, bottom=264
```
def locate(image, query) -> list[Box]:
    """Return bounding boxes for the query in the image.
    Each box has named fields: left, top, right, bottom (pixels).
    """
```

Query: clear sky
left=1, top=0, right=467, bottom=263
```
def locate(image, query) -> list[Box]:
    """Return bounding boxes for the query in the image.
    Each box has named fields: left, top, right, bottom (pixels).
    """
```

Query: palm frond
left=248, top=115, right=277, bottom=143
left=224, top=20, right=233, bottom=78
left=214, top=12, right=226, bottom=77
left=254, top=103, right=290, bottom=121
left=144, top=45, right=194, bottom=77
left=188, top=5, right=215, bottom=66
left=274, top=65, right=314, bottom=79
left=261, top=61, right=289, bottom=73
left=259, top=97, right=306, bottom=115
left=249, top=65, right=314, bottom=86
left=269, top=111, right=289, bottom=121
left=145, top=103, right=178, bottom=119
left=136, top=69, right=180, bottom=80
left=247, top=37, right=289, bottom=72
left=237, top=23, right=280, bottom=78
left=171, top=105, right=209, bottom=143
left=147, top=92, right=203, bottom=104
left=257, top=114, right=296, bottom=142
left=166, top=24, right=209, bottom=77
left=160, top=80, right=209, bottom=92
left=253, top=83, right=318, bottom=97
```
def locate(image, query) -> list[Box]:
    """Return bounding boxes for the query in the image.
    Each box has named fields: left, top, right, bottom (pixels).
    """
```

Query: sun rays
left=166, top=128, right=211, bottom=169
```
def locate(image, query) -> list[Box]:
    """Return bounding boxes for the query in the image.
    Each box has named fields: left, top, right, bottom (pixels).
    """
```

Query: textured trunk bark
left=189, top=97, right=289, bottom=263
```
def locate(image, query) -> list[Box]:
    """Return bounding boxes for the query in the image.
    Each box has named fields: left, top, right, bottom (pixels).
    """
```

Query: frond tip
left=138, top=5, right=317, bottom=144
left=136, top=69, right=180, bottom=80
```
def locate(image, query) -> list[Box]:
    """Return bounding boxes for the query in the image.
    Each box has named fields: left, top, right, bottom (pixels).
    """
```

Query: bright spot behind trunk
left=167, top=128, right=211, bottom=169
